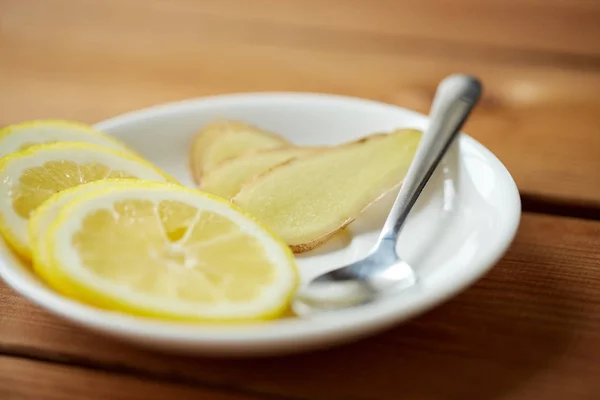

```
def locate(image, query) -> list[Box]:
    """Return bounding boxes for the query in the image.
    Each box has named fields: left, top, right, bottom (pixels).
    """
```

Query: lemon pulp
left=0, top=142, right=173, bottom=258
left=13, top=160, right=136, bottom=218
left=47, top=184, right=298, bottom=321
left=74, top=199, right=274, bottom=303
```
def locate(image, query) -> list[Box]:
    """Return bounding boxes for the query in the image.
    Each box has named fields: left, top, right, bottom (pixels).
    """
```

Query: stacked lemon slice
left=0, top=120, right=298, bottom=322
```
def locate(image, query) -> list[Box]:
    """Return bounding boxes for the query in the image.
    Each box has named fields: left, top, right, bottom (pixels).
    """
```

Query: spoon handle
left=378, top=74, right=482, bottom=246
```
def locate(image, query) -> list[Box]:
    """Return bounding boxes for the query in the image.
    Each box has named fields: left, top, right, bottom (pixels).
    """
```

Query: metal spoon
left=293, top=74, right=482, bottom=313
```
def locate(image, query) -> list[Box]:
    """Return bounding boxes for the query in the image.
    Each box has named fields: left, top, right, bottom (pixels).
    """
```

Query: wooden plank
left=1, top=213, right=599, bottom=400
left=1, top=8, right=599, bottom=206
left=189, top=0, right=600, bottom=57
left=0, top=356, right=264, bottom=400
left=3, top=0, right=600, bottom=58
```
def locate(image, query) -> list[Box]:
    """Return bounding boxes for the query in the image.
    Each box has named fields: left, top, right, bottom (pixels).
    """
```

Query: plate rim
left=0, top=92, right=522, bottom=352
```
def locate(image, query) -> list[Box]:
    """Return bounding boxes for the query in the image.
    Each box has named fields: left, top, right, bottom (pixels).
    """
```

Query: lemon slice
left=45, top=182, right=298, bottom=321
left=0, top=120, right=133, bottom=158
left=29, top=179, right=135, bottom=287
left=0, top=143, right=174, bottom=259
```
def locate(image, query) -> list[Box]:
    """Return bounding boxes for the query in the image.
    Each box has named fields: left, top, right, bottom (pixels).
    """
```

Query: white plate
left=0, top=93, right=521, bottom=357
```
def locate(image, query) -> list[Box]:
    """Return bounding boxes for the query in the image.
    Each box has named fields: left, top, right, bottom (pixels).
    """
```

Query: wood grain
left=188, top=0, right=600, bottom=58
left=3, top=0, right=600, bottom=59
left=2, top=1, right=600, bottom=208
left=0, top=356, right=262, bottom=400
left=1, top=213, right=599, bottom=400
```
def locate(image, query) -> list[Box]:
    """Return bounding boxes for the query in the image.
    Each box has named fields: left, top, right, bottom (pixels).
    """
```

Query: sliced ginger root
left=200, top=147, right=321, bottom=199
left=189, top=120, right=289, bottom=184
left=233, top=129, right=422, bottom=253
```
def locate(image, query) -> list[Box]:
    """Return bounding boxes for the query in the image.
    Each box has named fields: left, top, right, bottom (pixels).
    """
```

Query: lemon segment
left=0, top=143, right=175, bottom=259
left=0, top=120, right=134, bottom=158
left=45, top=182, right=298, bottom=321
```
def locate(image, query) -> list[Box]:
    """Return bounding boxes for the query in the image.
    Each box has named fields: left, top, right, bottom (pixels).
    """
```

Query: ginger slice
left=189, top=120, right=289, bottom=184
left=233, top=129, right=422, bottom=253
left=201, top=147, right=321, bottom=199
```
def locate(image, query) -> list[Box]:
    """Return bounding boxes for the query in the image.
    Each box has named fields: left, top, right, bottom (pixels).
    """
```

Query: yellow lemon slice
left=29, top=179, right=135, bottom=287
left=44, top=182, right=298, bottom=322
left=0, top=143, right=174, bottom=259
left=0, top=120, right=133, bottom=158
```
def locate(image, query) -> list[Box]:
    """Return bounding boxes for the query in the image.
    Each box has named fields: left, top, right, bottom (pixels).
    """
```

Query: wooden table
left=1, top=1, right=600, bottom=399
